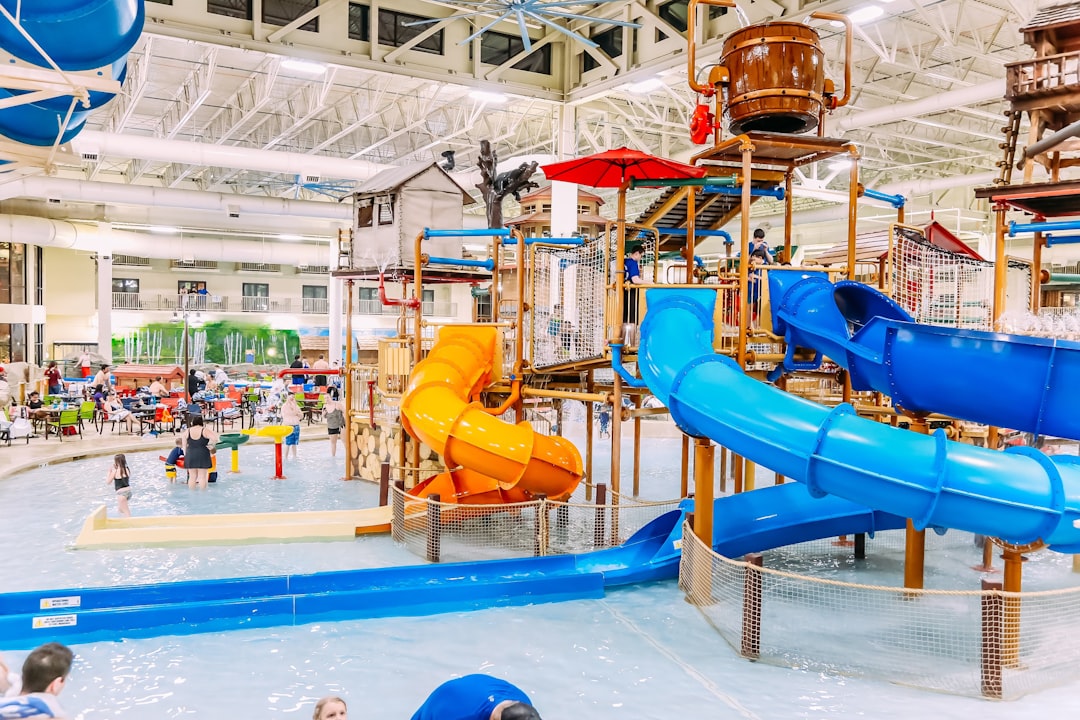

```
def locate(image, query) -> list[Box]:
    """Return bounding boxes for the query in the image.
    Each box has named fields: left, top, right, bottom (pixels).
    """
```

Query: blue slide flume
left=767, top=270, right=1080, bottom=441
left=637, top=287, right=1080, bottom=553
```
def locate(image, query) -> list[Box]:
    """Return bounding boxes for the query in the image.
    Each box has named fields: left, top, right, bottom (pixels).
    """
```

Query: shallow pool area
left=4, top=427, right=1080, bottom=717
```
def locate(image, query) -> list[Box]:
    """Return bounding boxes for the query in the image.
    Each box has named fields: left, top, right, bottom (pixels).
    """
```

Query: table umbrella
left=540, top=147, right=706, bottom=188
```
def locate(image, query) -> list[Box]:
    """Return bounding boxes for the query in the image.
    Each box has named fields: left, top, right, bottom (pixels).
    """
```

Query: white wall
left=43, top=247, right=97, bottom=353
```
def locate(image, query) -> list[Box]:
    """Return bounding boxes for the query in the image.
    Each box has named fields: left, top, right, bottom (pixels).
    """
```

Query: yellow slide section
left=400, top=326, right=583, bottom=504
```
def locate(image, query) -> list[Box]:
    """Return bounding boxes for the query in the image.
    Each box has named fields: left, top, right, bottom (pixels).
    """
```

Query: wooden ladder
left=996, top=108, right=1022, bottom=186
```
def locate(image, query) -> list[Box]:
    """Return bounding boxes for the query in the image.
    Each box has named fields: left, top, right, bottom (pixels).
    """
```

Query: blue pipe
left=862, top=187, right=906, bottom=208
left=637, top=287, right=1080, bottom=552
left=503, top=236, right=586, bottom=246
left=702, top=185, right=785, bottom=200
left=424, top=227, right=511, bottom=239
left=610, top=343, right=647, bottom=388
left=1045, top=234, right=1080, bottom=247
left=1009, top=219, right=1080, bottom=236
left=656, top=227, right=734, bottom=245
left=426, top=255, right=495, bottom=271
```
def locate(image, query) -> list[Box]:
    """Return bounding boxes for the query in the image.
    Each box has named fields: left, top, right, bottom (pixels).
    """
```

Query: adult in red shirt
left=44, top=361, right=63, bottom=395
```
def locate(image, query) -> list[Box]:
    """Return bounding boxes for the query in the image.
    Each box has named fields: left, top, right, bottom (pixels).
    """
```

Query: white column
left=328, top=276, right=343, bottom=366
left=550, top=105, right=580, bottom=239
left=96, top=224, right=113, bottom=362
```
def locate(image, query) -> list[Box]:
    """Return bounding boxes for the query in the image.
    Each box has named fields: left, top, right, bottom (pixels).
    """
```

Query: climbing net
left=528, top=238, right=608, bottom=368
left=891, top=227, right=1032, bottom=329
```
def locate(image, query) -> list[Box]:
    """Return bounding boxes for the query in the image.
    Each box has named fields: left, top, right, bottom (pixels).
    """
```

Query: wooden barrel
left=720, top=21, right=826, bottom=135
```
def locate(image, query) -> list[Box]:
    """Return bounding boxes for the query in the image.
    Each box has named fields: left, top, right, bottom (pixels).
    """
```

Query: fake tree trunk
left=476, top=139, right=540, bottom=228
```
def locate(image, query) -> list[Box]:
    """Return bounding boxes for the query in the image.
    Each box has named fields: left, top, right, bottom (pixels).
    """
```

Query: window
left=377, top=196, right=394, bottom=225
left=242, top=282, right=270, bottom=312
left=421, top=288, right=435, bottom=314
left=178, top=280, right=207, bottom=294
left=378, top=9, right=443, bottom=55
left=657, top=0, right=724, bottom=32
left=474, top=288, right=492, bottom=322
left=34, top=247, right=42, bottom=305
left=34, top=323, right=43, bottom=366
left=478, top=31, right=552, bottom=74
left=302, top=285, right=328, bottom=313
left=357, top=286, right=379, bottom=313
left=263, top=0, right=319, bottom=32
left=357, top=199, right=373, bottom=228
left=0, top=323, right=26, bottom=363
left=583, top=27, right=622, bottom=72
left=113, top=278, right=139, bottom=294
left=0, top=242, right=26, bottom=304
left=208, top=0, right=251, bottom=20
left=302, top=285, right=327, bottom=299
left=348, top=3, right=370, bottom=41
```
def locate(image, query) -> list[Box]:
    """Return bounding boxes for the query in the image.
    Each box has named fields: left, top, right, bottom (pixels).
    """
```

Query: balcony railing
left=112, top=293, right=458, bottom=317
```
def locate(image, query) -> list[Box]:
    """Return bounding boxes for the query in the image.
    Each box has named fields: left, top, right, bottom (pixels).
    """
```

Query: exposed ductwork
left=835, top=80, right=1006, bottom=133
left=0, top=176, right=353, bottom=220
left=0, top=214, right=331, bottom=266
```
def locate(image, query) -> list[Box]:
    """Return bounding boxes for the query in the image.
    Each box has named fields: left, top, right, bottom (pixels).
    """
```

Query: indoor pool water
left=4, top=427, right=1080, bottom=717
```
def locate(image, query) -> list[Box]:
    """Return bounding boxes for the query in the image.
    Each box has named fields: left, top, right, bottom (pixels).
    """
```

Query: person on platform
left=622, top=244, right=645, bottom=327
left=44, top=361, right=64, bottom=396
left=0, top=642, right=73, bottom=719
left=410, top=675, right=542, bottom=720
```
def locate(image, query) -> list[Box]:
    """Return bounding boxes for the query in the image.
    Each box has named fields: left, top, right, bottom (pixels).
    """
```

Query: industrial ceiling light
left=847, top=5, right=885, bottom=24
left=626, top=77, right=663, bottom=94
left=148, top=226, right=179, bottom=234
left=469, top=89, right=508, bottom=104
left=277, top=234, right=304, bottom=241
left=280, top=58, right=327, bottom=75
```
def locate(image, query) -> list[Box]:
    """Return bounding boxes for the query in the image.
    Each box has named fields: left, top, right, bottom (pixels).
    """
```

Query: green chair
left=47, top=409, right=81, bottom=441
left=77, top=401, right=96, bottom=431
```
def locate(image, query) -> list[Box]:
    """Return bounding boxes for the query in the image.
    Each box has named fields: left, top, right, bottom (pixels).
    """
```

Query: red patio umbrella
left=540, top=147, right=706, bottom=188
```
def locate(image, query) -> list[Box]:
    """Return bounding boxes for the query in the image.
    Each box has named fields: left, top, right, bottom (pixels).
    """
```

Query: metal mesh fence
left=528, top=239, right=608, bottom=368
left=680, top=523, right=1080, bottom=700
left=390, top=483, right=680, bottom=564
left=892, top=227, right=1032, bottom=329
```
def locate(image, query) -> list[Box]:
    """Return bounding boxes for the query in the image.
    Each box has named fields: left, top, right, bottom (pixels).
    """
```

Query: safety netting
left=892, top=227, right=1032, bottom=329
left=680, top=523, right=1080, bottom=700
left=528, top=238, right=608, bottom=368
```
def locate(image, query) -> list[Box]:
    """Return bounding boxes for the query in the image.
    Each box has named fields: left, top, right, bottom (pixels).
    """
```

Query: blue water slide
left=0, top=0, right=145, bottom=70
left=638, top=287, right=1080, bottom=553
left=767, top=270, right=1080, bottom=441
left=0, top=483, right=907, bottom=647
left=0, top=0, right=144, bottom=146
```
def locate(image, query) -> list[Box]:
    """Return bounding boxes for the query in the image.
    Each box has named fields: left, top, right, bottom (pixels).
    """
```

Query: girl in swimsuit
left=105, top=453, right=133, bottom=517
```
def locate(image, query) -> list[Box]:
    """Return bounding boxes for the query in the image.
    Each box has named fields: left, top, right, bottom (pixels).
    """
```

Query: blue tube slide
left=638, top=287, right=1080, bottom=553
left=767, top=270, right=1080, bottom=441
left=0, top=0, right=145, bottom=71
left=0, top=482, right=911, bottom=647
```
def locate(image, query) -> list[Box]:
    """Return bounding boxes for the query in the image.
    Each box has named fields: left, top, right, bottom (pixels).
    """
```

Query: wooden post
left=426, top=493, right=441, bottom=563
left=594, top=483, right=608, bottom=549
left=904, top=518, right=926, bottom=590
left=733, top=452, right=744, bottom=494
left=379, top=462, right=390, bottom=506
left=981, top=578, right=1003, bottom=699
left=719, top=446, right=727, bottom=493
left=585, top=399, right=594, bottom=502
left=1002, top=547, right=1023, bottom=668
left=741, top=553, right=764, bottom=659
left=744, top=457, right=756, bottom=492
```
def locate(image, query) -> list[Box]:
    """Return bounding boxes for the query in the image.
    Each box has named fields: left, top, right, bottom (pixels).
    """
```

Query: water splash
left=733, top=2, right=750, bottom=27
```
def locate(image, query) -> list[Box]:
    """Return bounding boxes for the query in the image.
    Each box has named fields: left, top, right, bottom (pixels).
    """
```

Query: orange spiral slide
left=399, top=326, right=583, bottom=504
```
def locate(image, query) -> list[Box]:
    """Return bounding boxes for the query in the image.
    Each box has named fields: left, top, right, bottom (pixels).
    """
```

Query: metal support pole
left=632, top=394, right=642, bottom=497
left=1032, top=231, right=1044, bottom=312
left=343, top=279, right=354, bottom=479
left=737, top=142, right=753, bottom=368
left=680, top=434, right=690, bottom=498
left=693, top=437, right=714, bottom=546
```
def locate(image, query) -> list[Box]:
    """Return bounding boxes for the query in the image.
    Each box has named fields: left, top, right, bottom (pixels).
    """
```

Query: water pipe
left=703, top=185, right=785, bottom=200
left=1046, top=273, right=1080, bottom=284
left=423, top=227, right=511, bottom=239
left=1044, top=234, right=1080, bottom=247
left=658, top=251, right=706, bottom=267
left=657, top=227, right=734, bottom=244
left=483, top=379, right=522, bottom=416
left=378, top=272, right=420, bottom=309
left=426, top=255, right=496, bottom=270
left=629, top=176, right=738, bottom=189
left=503, top=236, right=586, bottom=246
left=861, top=187, right=906, bottom=208
left=1019, top=117, right=1080, bottom=168
left=1009, top=219, right=1080, bottom=236
left=610, top=343, right=648, bottom=388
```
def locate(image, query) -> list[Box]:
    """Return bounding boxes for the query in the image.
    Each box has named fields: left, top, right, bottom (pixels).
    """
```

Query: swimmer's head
left=499, top=702, right=542, bottom=720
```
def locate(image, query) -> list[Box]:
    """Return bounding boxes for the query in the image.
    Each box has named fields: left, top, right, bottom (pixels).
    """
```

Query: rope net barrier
left=680, top=523, right=1080, bottom=700
left=528, top=239, right=608, bottom=369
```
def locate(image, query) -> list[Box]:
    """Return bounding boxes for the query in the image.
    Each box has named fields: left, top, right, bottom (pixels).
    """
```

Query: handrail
left=809, top=11, right=852, bottom=109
